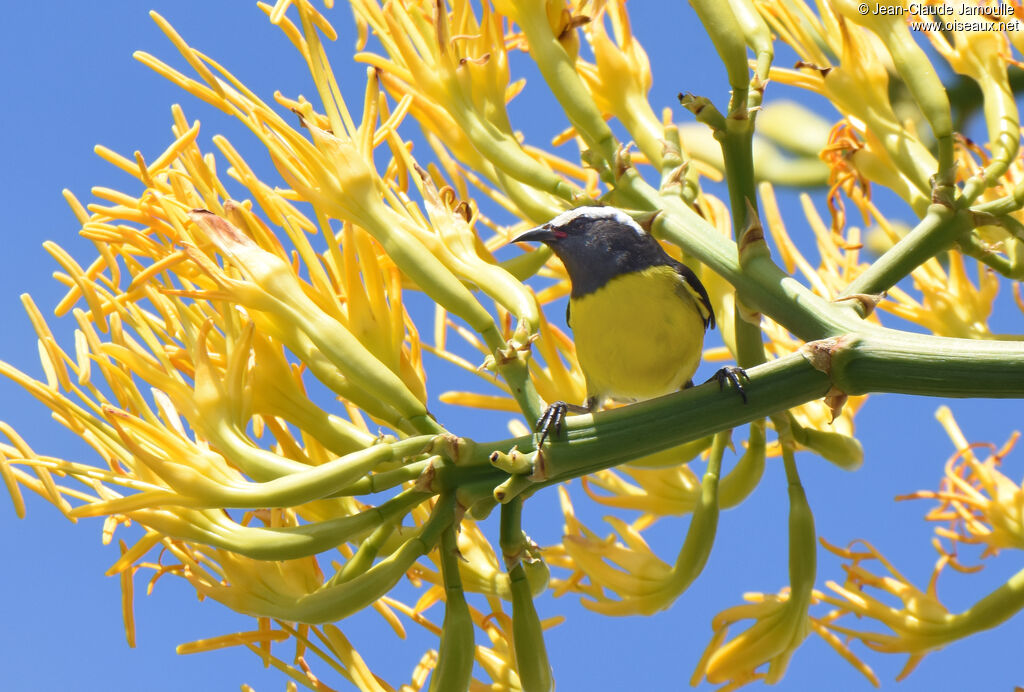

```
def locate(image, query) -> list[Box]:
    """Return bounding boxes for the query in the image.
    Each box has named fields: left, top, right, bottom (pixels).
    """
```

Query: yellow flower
left=554, top=486, right=676, bottom=615
left=353, top=0, right=576, bottom=214
left=816, top=538, right=952, bottom=680
left=575, top=2, right=664, bottom=167
left=883, top=247, right=999, bottom=339
left=692, top=588, right=814, bottom=688
left=582, top=464, right=702, bottom=516
left=902, top=406, right=1024, bottom=563
left=694, top=453, right=818, bottom=688
left=757, top=0, right=936, bottom=212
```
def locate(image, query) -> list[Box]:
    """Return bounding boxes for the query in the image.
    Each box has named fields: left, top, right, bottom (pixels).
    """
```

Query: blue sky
left=1, top=2, right=1023, bottom=690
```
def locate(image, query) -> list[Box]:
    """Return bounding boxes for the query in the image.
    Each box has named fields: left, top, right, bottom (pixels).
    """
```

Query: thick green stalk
left=452, top=334, right=1024, bottom=492
left=824, top=331, right=1024, bottom=397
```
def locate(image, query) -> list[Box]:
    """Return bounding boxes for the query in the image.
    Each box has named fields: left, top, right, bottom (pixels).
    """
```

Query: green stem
left=237, top=494, right=455, bottom=624
left=498, top=356, right=544, bottom=429
left=727, top=0, right=773, bottom=110
left=717, top=93, right=774, bottom=370
left=513, top=8, right=618, bottom=168
left=132, top=489, right=429, bottom=562
left=971, top=179, right=1024, bottom=215
left=429, top=499, right=475, bottom=692
left=333, top=520, right=396, bottom=584
left=958, top=232, right=1024, bottom=280
left=943, top=565, right=1024, bottom=639
left=782, top=447, right=816, bottom=609
left=837, top=202, right=969, bottom=301
left=665, top=429, right=726, bottom=589
left=690, top=0, right=749, bottom=117
left=500, top=499, right=553, bottom=692
left=457, top=334, right=1024, bottom=490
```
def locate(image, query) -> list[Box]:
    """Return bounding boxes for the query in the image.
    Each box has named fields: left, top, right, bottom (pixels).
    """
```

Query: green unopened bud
left=719, top=419, right=766, bottom=508
left=797, top=426, right=864, bottom=470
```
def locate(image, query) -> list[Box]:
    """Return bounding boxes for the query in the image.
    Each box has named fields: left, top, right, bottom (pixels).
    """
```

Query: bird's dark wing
left=670, top=260, right=716, bottom=330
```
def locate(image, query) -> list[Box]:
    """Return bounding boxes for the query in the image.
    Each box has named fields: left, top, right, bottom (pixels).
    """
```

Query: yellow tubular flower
left=694, top=449, right=816, bottom=687
left=833, top=0, right=955, bottom=181
left=576, top=2, right=664, bottom=167
left=818, top=475, right=1024, bottom=683
left=9, top=0, right=1024, bottom=689
left=557, top=487, right=675, bottom=615
left=692, top=589, right=812, bottom=688
left=1, top=5, right=507, bottom=684
left=816, top=538, right=952, bottom=680
left=918, top=1, right=1020, bottom=194
left=186, top=211, right=433, bottom=432
left=410, top=164, right=541, bottom=337
left=757, top=0, right=936, bottom=212
left=902, top=406, right=1024, bottom=563
left=552, top=433, right=729, bottom=617
left=583, top=465, right=702, bottom=515
left=352, top=0, right=576, bottom=208
left=884, top=254, right=999, bottom=339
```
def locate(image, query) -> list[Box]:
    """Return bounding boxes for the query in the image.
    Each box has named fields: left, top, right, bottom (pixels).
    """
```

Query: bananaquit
left=513, top=206, right=746, bottom=442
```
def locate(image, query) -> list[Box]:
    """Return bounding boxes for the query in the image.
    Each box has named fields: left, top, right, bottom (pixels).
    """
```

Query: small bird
left=513, top=206, right=746, bottom=443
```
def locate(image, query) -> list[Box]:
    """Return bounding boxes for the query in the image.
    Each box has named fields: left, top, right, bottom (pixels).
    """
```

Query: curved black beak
left=511, top=224, right=556, bottom=245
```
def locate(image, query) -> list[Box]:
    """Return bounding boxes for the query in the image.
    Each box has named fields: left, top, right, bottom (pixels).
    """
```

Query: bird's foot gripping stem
left=706, top=366, right=750, bottom=403
left=535, top=400, right=591, bottom=447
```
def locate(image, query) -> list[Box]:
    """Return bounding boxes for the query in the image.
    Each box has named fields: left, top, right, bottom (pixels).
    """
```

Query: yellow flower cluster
left=0, top=1, right=560, bottom=687
left=2, top=0, right=1023, bottom=689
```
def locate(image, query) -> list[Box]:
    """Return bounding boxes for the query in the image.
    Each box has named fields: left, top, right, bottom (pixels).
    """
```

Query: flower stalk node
left=738, top=198, right=769, bottom=265
left=832, top=292, right=884, bottom=319
left=800, top=336, right=851, bottom=376
left=489, top=447, right=534, bottom=476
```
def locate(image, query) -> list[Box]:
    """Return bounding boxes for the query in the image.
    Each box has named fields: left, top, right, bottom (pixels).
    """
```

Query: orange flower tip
left=101, top=404, right=130, bottom=420
left=189, top=209, right=256, bottom=253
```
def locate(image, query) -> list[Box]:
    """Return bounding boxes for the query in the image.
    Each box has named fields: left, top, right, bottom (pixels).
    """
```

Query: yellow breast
left=569, top=265, right=707, bottom=401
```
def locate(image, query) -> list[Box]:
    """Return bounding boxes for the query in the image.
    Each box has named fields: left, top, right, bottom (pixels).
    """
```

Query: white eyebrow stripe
left=548, top=206, right=645, bottom=235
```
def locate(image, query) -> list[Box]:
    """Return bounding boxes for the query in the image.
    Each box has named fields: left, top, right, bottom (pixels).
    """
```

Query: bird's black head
left=512, top=207, right=672, bottom=297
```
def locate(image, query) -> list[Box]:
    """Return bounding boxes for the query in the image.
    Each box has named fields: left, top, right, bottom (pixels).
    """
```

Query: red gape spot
left=553, top=230, right=568, bottom=239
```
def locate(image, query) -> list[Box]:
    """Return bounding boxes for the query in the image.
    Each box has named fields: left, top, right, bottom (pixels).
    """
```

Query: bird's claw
left=535, top=401, right=569, bottom=448
left=708, top=366, right=750, bottom=403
